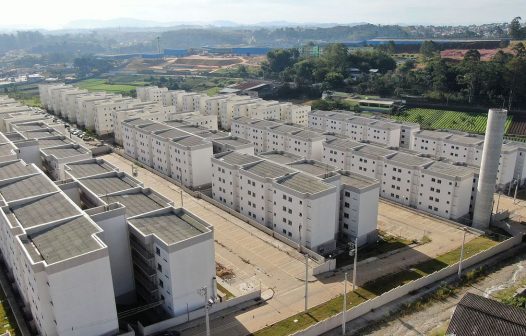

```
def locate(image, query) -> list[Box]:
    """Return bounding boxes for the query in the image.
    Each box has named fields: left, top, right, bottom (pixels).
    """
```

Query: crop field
left=389, top=108, right=513, bottom=134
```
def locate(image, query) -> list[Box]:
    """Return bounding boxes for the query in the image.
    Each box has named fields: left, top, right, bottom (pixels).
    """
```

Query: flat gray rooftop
left=66, top=161, right=116, bottom=178
left=324, top=138, right=363, bottom=151
left=42, top=146, right=88, bottom=159
left=243, top=160, right=294, bottom=178
left=0, top=174, right=57, bottom=202
left=0, top=143, right=16, bottom=156
left=287, top=160, right=338, bottom=177
left=250, top=120, right=281, bottom=129
left=232, top=117, right=255, bottom=125
left=447, top=135, right=484, bottom=146
left=270, top=124, right=303, bottom=134
left=138, top=123, right=171, bottom=133
left=14, top=124, right=46, bottom=131
left=370, top=120, right=401, bottom=130
left=172, top=135, right=209, bottom=147
left=9, top=192, right=80, bottom=229
left=25, top=130, right=61, bottom=139
left=348, top=117, right=374, bottom=125
left=155, top=128, right=189, bottom=140
left=130, top=211, right=208, bottom=245
left=176, top=125, right=209, bottom=134
left=26, top=216, right=102, bottom=264
left=197, top=130, right=230, bottom=140
left=290, top=130, right=325, bottom=140
left=213, top=137, right=252, bottom=147
left=277, top=173, right=333, bottom=194
left=215, top=152, right=261, bottom=166
left=327, top=112, right=353, bottom=121
left=124, top=119, right=153, bottom=127
left=387, top=152, right=433, bottom=167
left=3, top=132, right=25, bottom=142
left=105, top=191, right=168, bottom=217
left=257, top=151, right=304, bottom=164
left=310, top=110, right=337, bottom=117
left=80, top=175, right=138, bottom=196
left=425, top=161, right=474, bottom=178
left=416, top=130, right=452, bottom=139
left=0, top=161, right=38, bottom=181
left=163, top=120, right=187, bottom=128
left=353, top=144, right=396, bottom=157
left=38, top=137, right=74, bottom=148
left=339, top=172, right=379, bottom=190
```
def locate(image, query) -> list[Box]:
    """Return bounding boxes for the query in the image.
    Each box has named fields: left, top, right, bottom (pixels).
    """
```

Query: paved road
left=102, top=153, right=477, bottom=335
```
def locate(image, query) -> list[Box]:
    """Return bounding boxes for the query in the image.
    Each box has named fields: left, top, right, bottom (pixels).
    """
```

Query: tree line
left=261, top=42, right=526, bottom=110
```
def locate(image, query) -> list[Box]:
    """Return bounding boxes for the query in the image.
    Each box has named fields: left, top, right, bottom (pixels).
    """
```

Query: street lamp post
left=342, top=272, right=348, bottom=335
left=304, top=254, right=309, bottom=312
left=352, top=237, right=358, bottom=292
left=457, top=228, right=467, bottom=279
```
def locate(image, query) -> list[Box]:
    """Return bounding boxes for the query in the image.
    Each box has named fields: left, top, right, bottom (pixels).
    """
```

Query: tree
left=420, top=40, right=439, bottom=58
left=512, top=42, right=526, bottom=58
left=509, top=17, right=523, bottom=39
left=323, top=43, right=350, bottom=73
left=323, top=72, right=344, bottom=90
left=262, top=48, right=299, bottom=77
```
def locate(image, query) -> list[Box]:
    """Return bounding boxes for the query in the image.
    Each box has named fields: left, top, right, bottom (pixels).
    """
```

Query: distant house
left=220, top=81, right=273, bottom=98
left=447, top=293, right=526, bottom=336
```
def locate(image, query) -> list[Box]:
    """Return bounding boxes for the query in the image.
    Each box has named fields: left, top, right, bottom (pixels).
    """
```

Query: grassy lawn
left=253, top=236, right=497, bottom=336
left=389, top=108, right=513, bottom=134
left=0, top=285, right=18, bottom=335
left=336, top=232, right=413, bottom=268
left=493, top=277, right=526, bottom=308
left=76, top=79, right=139, bottom=95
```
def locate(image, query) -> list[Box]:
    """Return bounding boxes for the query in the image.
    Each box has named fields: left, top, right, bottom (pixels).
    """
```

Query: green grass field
left=254, top=236, right=497, bottom=336
left=0, top=286, right=18, bottom=335
left=76, top=79, right=139, bottom=95
left=389, top=108, right=513, bottom=134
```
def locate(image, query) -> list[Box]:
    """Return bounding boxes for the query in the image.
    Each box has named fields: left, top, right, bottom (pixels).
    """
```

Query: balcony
left=130, top=239, right=154, bottom=261
left=132, top=253, right=156, bottom=277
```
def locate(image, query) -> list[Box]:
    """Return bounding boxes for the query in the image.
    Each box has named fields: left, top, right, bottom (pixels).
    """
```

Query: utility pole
left=352, top=237, right=358, bottom=292
left=457, top=228, right=467, bottom=278
left=342, top=272, right=348, bottom=335
left=198, top=286, right=210, bottom=336
left=304, top=254, right=309, bottom=312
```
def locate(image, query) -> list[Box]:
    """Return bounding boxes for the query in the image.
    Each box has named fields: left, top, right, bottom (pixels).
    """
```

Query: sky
left=2, top=0, right=525, bottom=30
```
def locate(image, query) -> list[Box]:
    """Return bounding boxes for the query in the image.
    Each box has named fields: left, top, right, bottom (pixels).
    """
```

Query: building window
left=157, top=263, right=162, bottom=272
left=156, top=247, right=161, bottom=256
left=159, top=279, right=164, bottom=288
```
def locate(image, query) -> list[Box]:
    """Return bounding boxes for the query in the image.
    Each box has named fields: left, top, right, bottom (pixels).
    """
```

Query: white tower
left=472, top=108, right=508, bottom=229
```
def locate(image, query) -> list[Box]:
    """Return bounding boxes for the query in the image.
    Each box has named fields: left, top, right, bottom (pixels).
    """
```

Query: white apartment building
left=416, top=161, right=474, bottom=220
left=327, top=171, right=380, bottom=245
left=137, top=86, right=168, bottom=103
left=322, top=138, right=364, bottom=169
left=232, top=118, right=281, bottom=154
left=309, top=110, right=411, bottom=148
left=219, top=96, right=259, bottom=130
left=169, top=135, right=213, bottom=188
left=63, top=158, right=217, bottom=317
left=211, top=136, right=254, bottom=155
left=381, top=152, right=433, bottom=206
left=280, top=103, right=310, bottom=126
left=128, top=207, right=216, bottom=316
left=412, top=129, right=519, bottom=187
left=40, top=144, right=92, bottom=180
left=212, top=151, right=262, bottom=210
left=0, top=159, right=119, bottom=336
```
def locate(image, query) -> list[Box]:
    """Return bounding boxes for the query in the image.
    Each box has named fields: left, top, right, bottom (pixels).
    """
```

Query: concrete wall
left=137, top=290, right=261, bottom=336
